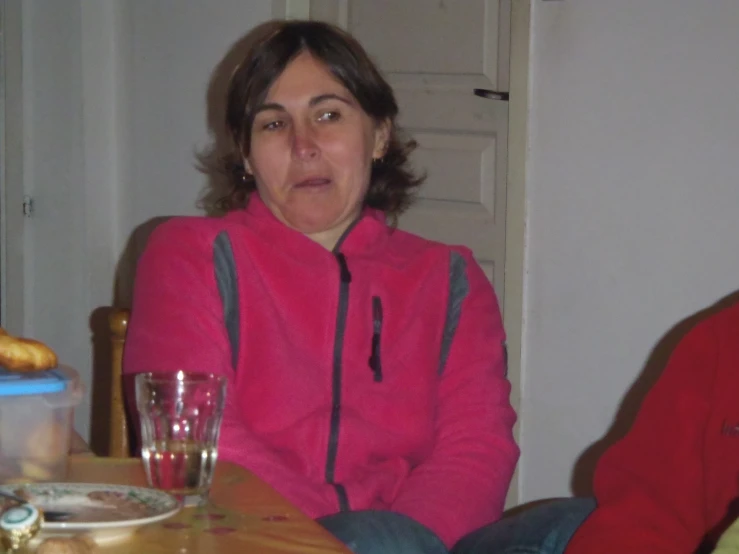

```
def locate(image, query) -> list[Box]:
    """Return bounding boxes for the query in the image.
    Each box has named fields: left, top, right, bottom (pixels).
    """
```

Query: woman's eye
left=317, top=111, right=341, bottom=122
left=261, top=120, right=284, bottom=131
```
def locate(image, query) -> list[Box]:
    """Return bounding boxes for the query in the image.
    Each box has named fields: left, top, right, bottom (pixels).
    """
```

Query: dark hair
left=210, top=19, right=423, bottom=218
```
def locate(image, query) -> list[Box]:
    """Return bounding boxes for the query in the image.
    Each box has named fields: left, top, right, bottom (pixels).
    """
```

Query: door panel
left=347, top=0, right=500, bottom=80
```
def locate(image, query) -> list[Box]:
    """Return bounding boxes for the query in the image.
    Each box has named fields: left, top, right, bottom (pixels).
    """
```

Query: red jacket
left=123, top=196, right=519, bottom=547
left=567, top=300, right=739, bottom=553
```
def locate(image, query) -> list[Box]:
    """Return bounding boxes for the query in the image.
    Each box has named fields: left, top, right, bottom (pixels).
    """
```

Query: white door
left=291, top=0, right=512, bottom=301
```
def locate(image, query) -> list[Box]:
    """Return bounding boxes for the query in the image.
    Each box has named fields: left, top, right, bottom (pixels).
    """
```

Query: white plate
left=0, top=482, right=181, bottom=545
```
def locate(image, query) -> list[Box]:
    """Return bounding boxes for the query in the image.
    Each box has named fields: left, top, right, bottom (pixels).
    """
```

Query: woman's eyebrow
left=254, top=93, right=355, bottom=116
left=253, top=102, right=285, bottom=116
left=309, top=93, right=354, bottom=107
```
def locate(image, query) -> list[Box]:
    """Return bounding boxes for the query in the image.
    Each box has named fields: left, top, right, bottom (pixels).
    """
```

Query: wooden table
left=65, top=456, right=351, bottom=553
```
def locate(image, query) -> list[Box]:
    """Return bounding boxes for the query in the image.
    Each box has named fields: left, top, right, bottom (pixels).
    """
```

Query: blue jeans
left=318, top=498, right=595, bottom=554
left=452, top=498, right=596, bottom=554
left=318, top=510, right=449, bottom=554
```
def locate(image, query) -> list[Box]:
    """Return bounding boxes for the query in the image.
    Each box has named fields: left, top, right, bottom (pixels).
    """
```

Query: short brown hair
left=211, top=19, right=423, bottom=218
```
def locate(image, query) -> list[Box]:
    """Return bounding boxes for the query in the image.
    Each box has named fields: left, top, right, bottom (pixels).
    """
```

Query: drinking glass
left=135, top=371, right=227, bottom=507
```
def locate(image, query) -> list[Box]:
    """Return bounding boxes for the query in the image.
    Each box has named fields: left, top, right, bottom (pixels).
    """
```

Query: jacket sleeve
left=389, top=248, right=520, bottom=548
left=566, top=318, right=718, bottom=554
left=122, top=219, right=335, bottom=513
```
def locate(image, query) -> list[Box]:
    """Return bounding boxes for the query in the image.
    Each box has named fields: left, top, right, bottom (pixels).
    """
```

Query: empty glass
left=135, top=371, right=227, bottom=507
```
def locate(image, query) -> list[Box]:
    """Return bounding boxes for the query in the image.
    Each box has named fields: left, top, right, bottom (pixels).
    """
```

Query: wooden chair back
left=109, top=308, right=131, bottom=457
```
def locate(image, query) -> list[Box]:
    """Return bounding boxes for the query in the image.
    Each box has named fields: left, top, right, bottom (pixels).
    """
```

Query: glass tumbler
left=135, top=371, right=227, bottom=506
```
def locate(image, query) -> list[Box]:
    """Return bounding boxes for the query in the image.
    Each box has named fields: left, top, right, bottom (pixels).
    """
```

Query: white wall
left=120, top=0, right=272, bottom=230
left=521, top=0, right=739, bottom=501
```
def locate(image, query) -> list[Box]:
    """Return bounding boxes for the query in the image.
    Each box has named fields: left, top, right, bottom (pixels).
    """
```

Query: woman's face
left=245, top=51, right=389, bottom=249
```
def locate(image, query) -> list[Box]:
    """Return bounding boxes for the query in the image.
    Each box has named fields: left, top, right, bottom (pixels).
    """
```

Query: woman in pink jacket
left=124, top=19, right=518, bottom=554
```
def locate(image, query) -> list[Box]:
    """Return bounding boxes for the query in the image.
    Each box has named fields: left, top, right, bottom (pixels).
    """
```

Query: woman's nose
left=291, top=125, right=319, bottom=160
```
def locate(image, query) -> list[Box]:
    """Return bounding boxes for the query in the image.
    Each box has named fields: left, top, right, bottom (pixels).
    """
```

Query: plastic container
left=0, top=365, right=84, bottom=483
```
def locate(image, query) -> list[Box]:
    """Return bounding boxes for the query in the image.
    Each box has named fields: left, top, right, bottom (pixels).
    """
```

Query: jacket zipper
left=369, top=296, right=383, bottom=382
left=325, top=252, right=351, bottom=511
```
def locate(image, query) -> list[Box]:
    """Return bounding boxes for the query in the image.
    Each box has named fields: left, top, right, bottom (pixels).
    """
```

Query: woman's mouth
left=294, top=177, right=331, bottom=189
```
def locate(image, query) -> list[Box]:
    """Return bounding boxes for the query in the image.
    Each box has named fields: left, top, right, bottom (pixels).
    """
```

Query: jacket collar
left=228, top=193, right=391, bottom=262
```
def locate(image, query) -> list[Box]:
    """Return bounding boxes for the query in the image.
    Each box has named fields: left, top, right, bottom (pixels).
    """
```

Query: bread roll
left=0, top=328, right=57, bottom=371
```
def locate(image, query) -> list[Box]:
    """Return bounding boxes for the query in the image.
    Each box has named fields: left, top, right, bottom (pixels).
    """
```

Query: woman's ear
left=372, top=119, right=391, bottom=160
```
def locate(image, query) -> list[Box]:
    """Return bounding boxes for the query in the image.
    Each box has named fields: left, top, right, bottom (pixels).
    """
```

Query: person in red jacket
left=453, top=298, right=739, bottom=554
left=124, top=19, right=519, bottom=554
left=566, top=297, right=739, bottom=553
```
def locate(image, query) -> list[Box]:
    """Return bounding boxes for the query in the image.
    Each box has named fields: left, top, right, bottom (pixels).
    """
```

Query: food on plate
left=0, top=328, right=57, bottom=372
left=36, top=535, right=95, bottom=554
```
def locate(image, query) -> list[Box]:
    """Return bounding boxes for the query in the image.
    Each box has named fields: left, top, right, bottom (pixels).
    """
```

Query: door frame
left=273, top=0, right=531, bottom=505
left=502, top=0, right=531, bottom=507
left=0, top=0, right=26, bottom=333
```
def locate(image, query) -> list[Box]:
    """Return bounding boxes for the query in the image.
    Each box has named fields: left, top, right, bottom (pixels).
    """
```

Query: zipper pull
left=369, top=296, right=383, bottom=382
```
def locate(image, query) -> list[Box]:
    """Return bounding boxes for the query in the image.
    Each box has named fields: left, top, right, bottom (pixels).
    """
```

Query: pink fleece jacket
left=123, top=195, right=519, bottom=547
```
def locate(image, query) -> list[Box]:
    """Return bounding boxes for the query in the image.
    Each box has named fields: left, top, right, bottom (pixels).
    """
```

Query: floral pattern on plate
left=0, top=483, right=180, bottom=545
